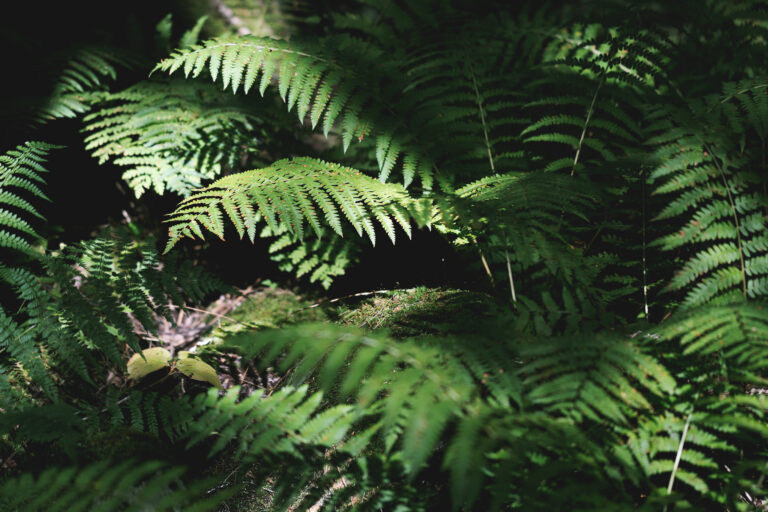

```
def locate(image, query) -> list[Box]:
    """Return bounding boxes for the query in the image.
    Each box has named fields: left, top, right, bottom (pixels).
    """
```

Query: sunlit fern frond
left=84, top=80, right=258, bottom=197
left=164, top=157, right=427, bottom=252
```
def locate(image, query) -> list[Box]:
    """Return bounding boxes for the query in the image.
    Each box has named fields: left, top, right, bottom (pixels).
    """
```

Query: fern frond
left=649, top=89, right=768, bottom=307
left=520, top=333, right=674, bottom=424
left=659, top=302, right=768, bottom=377
left=0, top=142, right=58, bottom=257
left=220, top=321, right=675, bottom=508
left=0, top=460, right=231, bottom=512
left=154, top=35, right=437, bottom=188
left=165, top=157, right=421, bottom=252
left=261, top=224, right=361, bottom=289
left=37, top=47, right=128, bottom=123
left=84, top=80, right=257, bottom=197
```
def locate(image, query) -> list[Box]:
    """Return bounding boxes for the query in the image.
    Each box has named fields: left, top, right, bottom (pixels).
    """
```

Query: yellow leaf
left=127, top=347, right=172, bottom=381
left=176, top=356, right=222, bottom=388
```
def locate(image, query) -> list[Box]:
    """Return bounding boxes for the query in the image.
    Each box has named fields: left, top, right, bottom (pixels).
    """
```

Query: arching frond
left=165, top=157, right=424, bottom=252
left=261, top=224, right=361, bottom=289
left=37, top=47, right=129, bottom=123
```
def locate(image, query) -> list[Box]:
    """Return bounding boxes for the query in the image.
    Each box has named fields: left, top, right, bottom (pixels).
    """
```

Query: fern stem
left=664, top=411, right=693, bottom=511
left=478, top=247, right=494, bottom=284
left=571, top=75, right=604, bottom=177
left=641, top=172, right=649, bottom=319
left=504, top=250, right=517, bottom=303
left=467, top=63, right=496, bottom=174
left=707, top=145, right=748, bottom=298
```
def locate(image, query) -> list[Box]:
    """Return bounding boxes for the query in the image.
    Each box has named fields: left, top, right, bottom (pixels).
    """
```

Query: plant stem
left=505, top=250, right=517, bottom=303
left=664, top=411, right=693, bottom=512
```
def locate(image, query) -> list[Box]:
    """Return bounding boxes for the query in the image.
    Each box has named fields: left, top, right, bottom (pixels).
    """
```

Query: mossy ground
left=334, top=286, right=498, bottom=338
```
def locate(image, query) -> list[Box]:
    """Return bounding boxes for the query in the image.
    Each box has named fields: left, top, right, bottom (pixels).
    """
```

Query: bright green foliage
left=164, top=157, right=423, bottom=251
left=0, top=460, right=232, bottom=512
left=154, top=35, right=434, bottom=188
left=84, top=81, right=258, bottom=197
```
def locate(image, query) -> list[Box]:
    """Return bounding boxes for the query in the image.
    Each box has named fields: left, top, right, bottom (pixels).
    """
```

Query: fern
left=153, top=34, right=435, bottom=189
left=0, top=142, right=57, bottom=257
left=37, top=47, right=128, bottom=123
left=649, top=83, right=768, bottom=307
left=4, top=2, right=768, bottom=510
left=262, top=224, right=361, bottom=289
left=84, top=80, right=258, bottom=197
left=220, top=322, right=676, bottom=508
left=151, top=8, right=570, bottom=190
left=164, top=157, right=424, bottom=252
left=636, top=302, right=768, bottom=505
left=0, top=460, right=232, bottom=512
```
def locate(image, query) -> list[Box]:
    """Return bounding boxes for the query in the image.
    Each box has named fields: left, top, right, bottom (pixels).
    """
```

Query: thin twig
left=293, top=288, right=416, bottom=313
left=641, top=171, right=650, bottom=319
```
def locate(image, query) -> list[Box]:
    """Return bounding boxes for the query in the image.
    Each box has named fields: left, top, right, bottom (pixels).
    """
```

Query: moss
left=335, top=287, right=497, bottom=338
left=212, top=287, right=327, bottom=337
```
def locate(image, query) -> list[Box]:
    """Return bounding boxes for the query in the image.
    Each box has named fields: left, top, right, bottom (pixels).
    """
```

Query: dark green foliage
left=37, top=47, right=129, bottom=123
left=0, top=460, right=232, bottom=512
left=4, top=1, right=768, bottom=510
left=0, top=142, right=56, bottom=257
left=649, top=81, right=768, bottom=307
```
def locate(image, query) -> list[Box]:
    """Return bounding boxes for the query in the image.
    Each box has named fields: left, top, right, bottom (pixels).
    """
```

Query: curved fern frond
left=639, top=302, right=768, bottom=502
left=261, top=224, right=361, bottom=289
left=220, top=322, right=673, bottom=508
left=659, top=302, right=768, bottom=378
left=446, top=171, right=601, bottom=296
left=165, top=157, right=423, bottom=252
left=520, top=333, right=674, bottom=424
left=153, top=35, right=436, bottom=188
left=184, top=385, right=355, bottom=460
